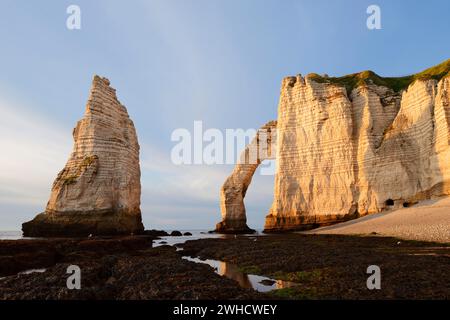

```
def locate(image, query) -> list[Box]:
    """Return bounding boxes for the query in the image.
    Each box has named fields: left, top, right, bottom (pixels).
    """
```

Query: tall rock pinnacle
left=23, top=75, right=144, bottom=237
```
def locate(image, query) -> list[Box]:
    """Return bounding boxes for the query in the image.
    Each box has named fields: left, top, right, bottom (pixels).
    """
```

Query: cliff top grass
left=307, top=58, right=450, bottom=93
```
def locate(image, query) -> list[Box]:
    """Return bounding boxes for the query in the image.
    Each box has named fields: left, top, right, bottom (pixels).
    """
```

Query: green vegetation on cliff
left=308, top=58, right=450, bottom=93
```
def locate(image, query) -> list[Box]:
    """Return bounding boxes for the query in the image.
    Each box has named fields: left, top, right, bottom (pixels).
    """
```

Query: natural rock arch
left=218, top=61, right=450, bottom=233
left=215, top=121, right=277, bottom=233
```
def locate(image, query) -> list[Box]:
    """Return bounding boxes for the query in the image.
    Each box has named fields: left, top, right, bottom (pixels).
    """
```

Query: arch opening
left=242, top=160, right=276, bottom=231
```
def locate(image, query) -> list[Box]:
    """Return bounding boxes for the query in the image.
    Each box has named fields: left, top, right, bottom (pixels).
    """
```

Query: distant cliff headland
left=217, top=59, right=450, bottom=233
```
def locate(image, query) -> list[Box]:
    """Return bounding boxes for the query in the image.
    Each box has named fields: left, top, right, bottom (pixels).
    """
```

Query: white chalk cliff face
left=23, top=75, right=143, bottom=236
left=217, top=63, right=450, bottom=233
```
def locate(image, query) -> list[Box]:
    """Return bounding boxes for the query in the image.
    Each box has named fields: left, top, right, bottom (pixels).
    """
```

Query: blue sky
left=0, top=0, right=449, bottom=231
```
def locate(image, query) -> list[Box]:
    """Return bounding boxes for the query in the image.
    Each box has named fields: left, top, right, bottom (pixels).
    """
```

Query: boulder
left=143, top=230, right=169, bottom=237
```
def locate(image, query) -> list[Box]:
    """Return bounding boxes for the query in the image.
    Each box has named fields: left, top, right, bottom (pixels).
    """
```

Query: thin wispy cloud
left=0, top=96, right=71, bottom=206
left=140, top=142, right=275, bottom=229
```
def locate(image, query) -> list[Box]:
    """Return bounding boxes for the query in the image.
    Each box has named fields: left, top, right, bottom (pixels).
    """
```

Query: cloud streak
left=140, top=142, right=275, bottom=230
left=0, top=93, right=74, bottom=229
left=0, top=96, right=72, bottom=205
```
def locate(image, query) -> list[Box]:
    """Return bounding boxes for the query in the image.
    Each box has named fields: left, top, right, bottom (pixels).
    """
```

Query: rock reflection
left=219, top=262, right=253, bottom=289
left=183, top=256, right=296, bottom=293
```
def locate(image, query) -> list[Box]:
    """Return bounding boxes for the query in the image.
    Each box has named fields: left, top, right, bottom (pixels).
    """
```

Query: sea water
left=0, top=231, right=23, bottom=240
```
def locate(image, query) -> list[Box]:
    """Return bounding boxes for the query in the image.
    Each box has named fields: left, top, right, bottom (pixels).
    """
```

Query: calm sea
left=0, top=231, right=23, bottom=240
left=0, top=229, right=264, bottom=242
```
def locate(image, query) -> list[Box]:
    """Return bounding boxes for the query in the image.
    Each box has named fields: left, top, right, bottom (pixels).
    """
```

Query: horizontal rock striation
left=23, top=75, right=144, bottom=237
left=265, top=71, right=450, bottom=231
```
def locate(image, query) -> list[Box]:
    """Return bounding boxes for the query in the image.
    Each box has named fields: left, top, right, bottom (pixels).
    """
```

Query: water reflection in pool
left=182, top=256, right=297, bottom=293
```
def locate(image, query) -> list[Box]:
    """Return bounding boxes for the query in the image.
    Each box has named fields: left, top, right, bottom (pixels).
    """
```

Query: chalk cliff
left=23, top=76, right=144, bottom=237
left=217, top=59, right=450, bottom=233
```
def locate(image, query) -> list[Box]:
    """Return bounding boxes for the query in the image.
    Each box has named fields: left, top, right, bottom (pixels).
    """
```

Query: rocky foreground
left=182, top=235, right=450, bottom=299
left=0, top=235, right=262, bottom=300
left=0, top=234, right=448, bottom=300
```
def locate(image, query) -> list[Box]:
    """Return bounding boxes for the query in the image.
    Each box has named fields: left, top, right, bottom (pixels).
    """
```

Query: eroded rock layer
left=264, top=74, right=450, bottom=231
left=216, top=121, right=277, bottom=233
left=23, top=76, right=143, bottom=237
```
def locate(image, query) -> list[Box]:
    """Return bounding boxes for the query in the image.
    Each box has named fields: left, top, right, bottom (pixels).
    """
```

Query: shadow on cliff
left=359, top=83, right=446, bottom=214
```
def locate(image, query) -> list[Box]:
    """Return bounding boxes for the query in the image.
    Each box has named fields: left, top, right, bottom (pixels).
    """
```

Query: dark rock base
left=22, top=210, right=144, bottom=237
left=215, top=219, right=256, bottom=234
left=263, top=211, right=361, bottom=233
